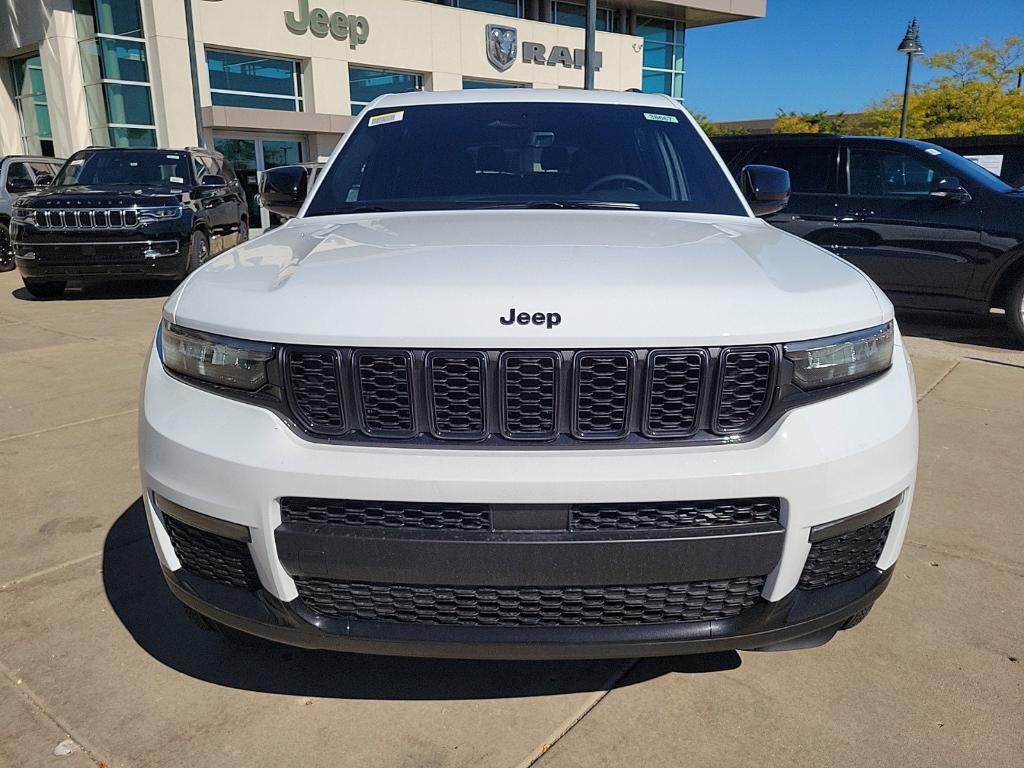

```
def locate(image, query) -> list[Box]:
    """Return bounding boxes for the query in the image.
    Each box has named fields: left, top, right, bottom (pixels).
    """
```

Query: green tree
left=773, top=110, right=858, bottom=134
left=864, top=36, right=1024, bottom=137
left=689, top=110, right=748, bottom=136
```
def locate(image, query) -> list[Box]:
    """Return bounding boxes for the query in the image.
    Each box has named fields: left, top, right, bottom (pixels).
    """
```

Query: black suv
left=713, top=135, right=1024, bottom=343
left=11, top=147, right=248, bottom=298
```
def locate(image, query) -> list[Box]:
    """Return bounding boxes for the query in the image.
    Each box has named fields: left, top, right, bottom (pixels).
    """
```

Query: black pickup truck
left=11, top=147, right=248, bottom=298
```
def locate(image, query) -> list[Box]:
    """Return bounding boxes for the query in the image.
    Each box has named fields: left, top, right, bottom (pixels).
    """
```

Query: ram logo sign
left=484, top=25, right=603, bottom=73
left=486, top=24, right=518, bottom=72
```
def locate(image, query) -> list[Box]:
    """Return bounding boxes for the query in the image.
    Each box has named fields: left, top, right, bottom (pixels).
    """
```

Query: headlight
left=784, top=322, right=893, bottom=390
left=159, top=321, right=274, bottom=391
left=139, top=205, right=183, bottom=221
left=11, top=205, right=35, bottom=225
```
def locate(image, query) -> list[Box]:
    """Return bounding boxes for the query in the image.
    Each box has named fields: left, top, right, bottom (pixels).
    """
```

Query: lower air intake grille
left=163, top=515, right=260, bottom=590
left=294, top=576, right=766, bottom=626
left=280, top=498, right=491, bottom=531
left=799, top=513, right=894, bottom=590
left=571, top=499, right=780, bottom=532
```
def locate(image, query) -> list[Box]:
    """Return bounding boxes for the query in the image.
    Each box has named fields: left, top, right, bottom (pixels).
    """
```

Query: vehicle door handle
left=841, top=209, right=874, bottom=221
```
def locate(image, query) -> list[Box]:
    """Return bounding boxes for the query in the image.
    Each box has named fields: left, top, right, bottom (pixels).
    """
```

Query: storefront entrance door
left=214, top=135, right=304, bottom=233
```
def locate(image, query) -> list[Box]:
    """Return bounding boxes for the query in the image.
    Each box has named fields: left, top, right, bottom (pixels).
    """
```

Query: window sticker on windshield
left=169, top=176, right=184, bottom=184
left=644, top=113, right=679, bottom=123
left=166, top=154, right=180, bottom=159
left=924, top=148, right=941, bottom=156
left=129, top=162, right=138, bottom=167
left=70, top=159, right=85, bottom=166
left=368, top=110, right=404, bottom=127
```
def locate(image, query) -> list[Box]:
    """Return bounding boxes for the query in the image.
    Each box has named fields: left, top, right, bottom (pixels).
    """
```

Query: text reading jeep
left=140, top=90, right=918, bottom=659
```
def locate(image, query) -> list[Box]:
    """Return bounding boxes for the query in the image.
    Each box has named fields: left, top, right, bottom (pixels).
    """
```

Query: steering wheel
left=583, top=174, right=657, bottom=194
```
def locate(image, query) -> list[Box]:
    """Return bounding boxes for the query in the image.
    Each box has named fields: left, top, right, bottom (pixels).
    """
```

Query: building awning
left=202, top=106, right=355, bottom=136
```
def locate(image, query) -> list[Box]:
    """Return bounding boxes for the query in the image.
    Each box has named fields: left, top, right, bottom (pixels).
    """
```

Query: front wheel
left=1007, top=273, right=1024, bottom=346
left=0, top=222, right=13, bottom=271
left=186, top=229, right=210, bottom=273
left=23, top=278, right=67, bottom=299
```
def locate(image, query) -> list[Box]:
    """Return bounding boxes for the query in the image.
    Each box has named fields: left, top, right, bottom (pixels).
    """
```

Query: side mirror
left=6, top=177, right=34, bottom=192
left=258, top=165, right=308, bottom=219
left=200, top=174, right=227, bottom=188
left=740, top=164, right=790, bottom=217
left=930, top=176, right=971, bottom=202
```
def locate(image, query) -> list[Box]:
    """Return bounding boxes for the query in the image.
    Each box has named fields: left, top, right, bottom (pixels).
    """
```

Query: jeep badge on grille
left=500, top=308, right=562, bottom=329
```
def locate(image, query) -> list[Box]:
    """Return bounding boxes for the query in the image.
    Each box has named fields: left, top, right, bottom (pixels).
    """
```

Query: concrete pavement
left=0, top=273, right=1021, bottom=767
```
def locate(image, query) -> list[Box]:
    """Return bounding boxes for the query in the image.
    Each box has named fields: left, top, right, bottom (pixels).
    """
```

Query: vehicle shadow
left=12, top=279, right=177, bottom=302
left=103, top=499, right=740, bottom=701
left=896, top=308, right=1021, bottom=351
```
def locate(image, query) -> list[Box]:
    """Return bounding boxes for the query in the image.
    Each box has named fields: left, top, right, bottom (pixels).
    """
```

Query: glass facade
left=349, top=67, right=422, bottom=115
left=637, top=16, right=685, bottom=101
left=553, top=3, right=612, bottom=31
left=207, top=50, right=304, bottom=112
left=73, top=0, right=156, bottom=147
left=10, top=55, right=54, bottom=156
left=462, top=78, right=524, bottom=89
left=456, top=0, right=521, bottom=18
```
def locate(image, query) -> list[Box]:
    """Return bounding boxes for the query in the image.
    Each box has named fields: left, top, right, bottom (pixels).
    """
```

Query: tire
left=237, top=218, right=249, bottom=244
left=1007, top=273, right=1024, bottom=346
left=23, top=278, right=67, bottom=299
left=0, top=222, right=13, bottom=271
left=187, top=229, right=211, bottom=273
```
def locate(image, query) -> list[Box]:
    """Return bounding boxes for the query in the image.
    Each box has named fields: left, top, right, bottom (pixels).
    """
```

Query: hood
left=20, top=185, right=186, bottom=206
left=167, top=210, right=890, bottom=348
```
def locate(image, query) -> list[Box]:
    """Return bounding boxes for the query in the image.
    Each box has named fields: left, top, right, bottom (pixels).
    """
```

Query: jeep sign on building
left=1, top=0, right=764, bottom=227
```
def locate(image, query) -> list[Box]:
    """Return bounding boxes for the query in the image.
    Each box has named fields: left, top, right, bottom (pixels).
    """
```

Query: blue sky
left=683, top=0, right=1024, bottom=121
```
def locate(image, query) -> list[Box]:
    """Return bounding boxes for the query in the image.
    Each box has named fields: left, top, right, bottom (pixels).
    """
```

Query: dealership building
left=1, top=0, right=763, bottom=227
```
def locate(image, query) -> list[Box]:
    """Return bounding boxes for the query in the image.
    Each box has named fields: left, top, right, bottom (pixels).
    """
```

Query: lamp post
left=583, top=0, right=597, bottom=89
left=897, top=19, right=924, bottom=138
left=184, top=0, right=222, bottom=147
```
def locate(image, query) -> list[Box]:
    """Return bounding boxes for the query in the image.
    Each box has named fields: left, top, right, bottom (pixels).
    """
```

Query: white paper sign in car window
left=965, top=154, right=1004, bottom=176
left=644, top=113, right=679, bottom=123
left=368, top=110, right=404, bottom=127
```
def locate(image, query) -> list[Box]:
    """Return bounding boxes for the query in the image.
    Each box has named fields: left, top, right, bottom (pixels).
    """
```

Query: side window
left=5, top=162, right=34, bottom=191
left=749, top=144, right=838, bottom=193
left=848, top=148, right=936, bottom=196
left=192, top=156, right=208, bottom=182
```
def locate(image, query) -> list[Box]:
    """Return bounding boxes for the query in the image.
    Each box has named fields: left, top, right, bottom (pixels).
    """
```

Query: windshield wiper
left=472, top=200, right=640, bottom=210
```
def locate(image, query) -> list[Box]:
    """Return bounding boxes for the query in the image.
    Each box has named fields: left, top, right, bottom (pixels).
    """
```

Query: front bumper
left=15, top=238, right=188, bottom=280
left=139, top=341, right=918, bottom=658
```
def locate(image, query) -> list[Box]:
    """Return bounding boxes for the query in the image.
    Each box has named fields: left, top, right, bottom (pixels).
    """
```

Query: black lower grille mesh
left=715, top=348, right=774, bottom=432
left=163, top=515, right=260, bottom=590
left=799, top=513, right=894, bottom=589
left=280, top=498, right=491, bottom=531
left=572, top=499, right=780, bottom=532
left=295, top=576, right=766, bottom=626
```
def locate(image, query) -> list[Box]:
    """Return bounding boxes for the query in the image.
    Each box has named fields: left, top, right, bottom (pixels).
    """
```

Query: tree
left=864, top=36, right=1024, bottom=137
left=689, top=110, right=748, bottom=136
left=773, top=110, right=859, bottom=134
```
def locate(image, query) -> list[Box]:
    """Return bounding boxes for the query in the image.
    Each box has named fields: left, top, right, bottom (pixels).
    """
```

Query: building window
left=73, top=0, right=156, bottom=147
left=553, top=2, right=611, bottom=31
left=455, top=0, right=522, bottom=18
left=349, top=67, right=422, bottom=115
left=10, top=55, right=55, bottom=156
left=462, top=78, right=525, bottom=89
left=637, top=16, right=685, bottom=101
left=206, top=50, right=304, bottom=112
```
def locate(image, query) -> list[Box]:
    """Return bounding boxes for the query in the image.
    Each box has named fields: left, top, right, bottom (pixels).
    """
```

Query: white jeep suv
left=139, top=90, right=918, bottom=659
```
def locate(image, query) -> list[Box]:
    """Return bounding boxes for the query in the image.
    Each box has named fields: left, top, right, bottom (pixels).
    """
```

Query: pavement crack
left=917, top=359, right=960, bottom=402
left=0, top=658, right=109, bottom=766
left=0, top=552, right=103, bottom=591
left=0, top=408, right=138, bottom=444
left=517, top=659, right=638, bottom=768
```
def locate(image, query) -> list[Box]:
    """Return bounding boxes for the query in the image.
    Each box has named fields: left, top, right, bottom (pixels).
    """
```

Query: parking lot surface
left=1, top=273, right=1021, bottom=768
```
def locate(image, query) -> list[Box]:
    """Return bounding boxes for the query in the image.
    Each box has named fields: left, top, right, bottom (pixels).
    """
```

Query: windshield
left=922, top=144, right=1017, bottom=192
left=54, top=150, right=192, bottom=187
left=305, top=102, right=747, bottom=216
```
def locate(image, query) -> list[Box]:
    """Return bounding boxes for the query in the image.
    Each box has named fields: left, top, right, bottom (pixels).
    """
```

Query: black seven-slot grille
left=280, top=497, right=781, bottom=532
left=799, top=513, right=894, bottom=590
left=282, top=346, right=777, bottom=445
left=293, top=576, right=767, bottom=627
